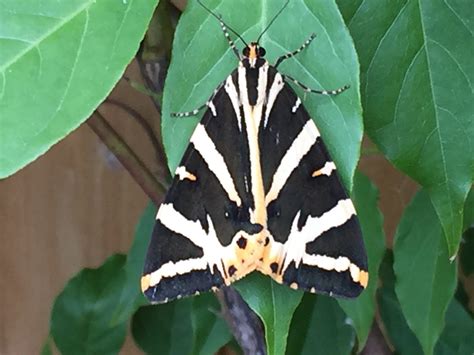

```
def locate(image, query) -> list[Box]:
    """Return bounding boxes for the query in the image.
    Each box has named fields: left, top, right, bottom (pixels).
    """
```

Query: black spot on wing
left=282, top=261, right=363, bottom=298
left=143, top=220, right=203, bottom=275
left=144, top=266, right=224, bottom=303
left=305, top=215, right=367, bottom=270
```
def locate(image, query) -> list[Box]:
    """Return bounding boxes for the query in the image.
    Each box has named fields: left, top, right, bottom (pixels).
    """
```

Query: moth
left=141, top=0, right=368, bottom=304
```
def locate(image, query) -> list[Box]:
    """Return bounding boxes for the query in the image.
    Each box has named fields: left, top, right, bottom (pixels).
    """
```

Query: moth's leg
left=171, top=83, right=225, bottom=117
left=218, top=19, right=241, bottom=59
left=171, top=104, right=207, bottom=118
left=283, top=74, right=350, bottom=96
left=275, top=33, right=316, bottom=68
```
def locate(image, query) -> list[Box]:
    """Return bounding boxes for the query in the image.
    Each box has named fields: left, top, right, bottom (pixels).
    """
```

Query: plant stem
left=87, top=111, right=166, bottom=205
left=217, top=288, right=267, bottom=355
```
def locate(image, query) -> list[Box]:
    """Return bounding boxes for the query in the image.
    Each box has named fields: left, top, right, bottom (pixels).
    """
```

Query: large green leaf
left=435, top=300, right=474, bottom=355
left=337, top=0, right=474, bottom=256
left=111, top=202, right=157, bottom=324
left=338, top=172, right=385, bottom=349
left=379, top=251, right=474, bottom=355
left=50, top=254, right=128, bottom=355
left=131, top=294, right=232, bottom=355
left=235, top=273, right=303, bottom=355
left=190, top=294, right=233, bottom=355
left=394, top=190, right=457, bottom=355
left=162, top=0, right=362, bottom=190
left=0, top=0, right=158, bottom=178
left=287, top=294, right=355, bottom=355
left=132, top=300, right=194, bottom=355
left=435, top=299, right=474, bottom=355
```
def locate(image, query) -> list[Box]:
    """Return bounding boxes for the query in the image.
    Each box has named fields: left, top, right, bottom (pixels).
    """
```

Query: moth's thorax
left=242, top=57, right=266, bottom=70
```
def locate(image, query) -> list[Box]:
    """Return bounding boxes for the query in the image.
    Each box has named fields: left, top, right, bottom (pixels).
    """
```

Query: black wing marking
left=142, top=72, right=263, bottom=304
left=258, top=66, right=368, bottom=298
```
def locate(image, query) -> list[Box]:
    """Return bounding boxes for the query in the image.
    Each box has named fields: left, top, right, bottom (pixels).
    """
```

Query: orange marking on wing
left=141, top=274, right=151, bottom=293
left=359, top=270, right=369, bottom=288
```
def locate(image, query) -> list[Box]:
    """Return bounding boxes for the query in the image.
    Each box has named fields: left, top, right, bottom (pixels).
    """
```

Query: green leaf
left=162, top=0, right=362, bottom=190
left=131, top=294, right=231, bottom=355
left=287, top=294, right=355, bottom=355
left=435, top=299, right=474, bottom=355
left=394, top=190, right=457, bottom=355
left=112, top=202, right=157, bottom=324
left=338, top=172, right=386, bottom=349
left=132, top=300, right=194, bottom=355
left=50, top=254, right=128, bottom=355
left=338, top=0, right=474, bottom=256
left=190, top=294, right=233, bottom=355
left=377, top=251, right=423, bottom=354
left=235, top=273, right=303, bottom=355
left=0, top=0, right=158, bottom=178
left=335, top=0, right=363, bottom=23
left=379, top=251, right=474, bottom=354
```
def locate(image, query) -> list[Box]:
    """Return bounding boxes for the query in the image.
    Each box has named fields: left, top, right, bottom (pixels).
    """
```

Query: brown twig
left=361, top=316, right=393, bottom=355
left=217, top=288, right=267, bottom=355
left=87, top=111, right=166, bottom=205
left=104, top=98, right=168, bottom=172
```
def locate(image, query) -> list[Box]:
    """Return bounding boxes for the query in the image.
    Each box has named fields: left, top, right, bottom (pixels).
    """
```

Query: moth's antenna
left=197, top=0, right=248, bottom=47
left=256, top=0, right=289, bottom=44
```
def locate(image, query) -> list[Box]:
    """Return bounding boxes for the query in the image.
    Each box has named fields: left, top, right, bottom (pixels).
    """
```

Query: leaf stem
left=216, top=288, right=266, bottom=355
left=87, top=111, right=167, bottom=205
left=104, top=98, right=168, bottom=173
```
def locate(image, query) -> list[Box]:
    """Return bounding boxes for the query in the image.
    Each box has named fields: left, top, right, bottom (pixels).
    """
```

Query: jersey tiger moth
left=141, top=0, right=368, bottom=304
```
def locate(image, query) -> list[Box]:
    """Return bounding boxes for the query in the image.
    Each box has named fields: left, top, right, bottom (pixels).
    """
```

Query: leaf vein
left=427, top=38, right=472, bottom=91
left=347, top=0, right=366, bottom=27
left=364, top=0, right=410, bottom=108
left=443, top=0, right=474, bottom=36
left=393, top=44, right=425, bottom=154
left=417, top=0, right=455, bottom=234
left=0, top=1, right=94, bottom=73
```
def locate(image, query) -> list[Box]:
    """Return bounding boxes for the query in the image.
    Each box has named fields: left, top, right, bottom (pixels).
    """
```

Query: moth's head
left=242, top=42, right=266, bottom=68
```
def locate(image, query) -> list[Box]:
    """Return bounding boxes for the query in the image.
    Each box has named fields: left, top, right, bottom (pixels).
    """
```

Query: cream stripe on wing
left=265, top=119, right=320, bottom=206
left=153, top=203, right=237, bottom=286
left=190, top=124, right=242, bottom=207
left=302, top=254, right=368, bottom=287
left=148, top=257, right=208, bottom=287
left=157, top=203, right=208, bottom=248
left=224, top=75, right=242, bottom=131
left=292, top=97, right=301, bottom=113
left=312, top=161, right=336, bottom=177
left=238, top=63, right=267, bottom=226
left=256, top=63, right=269, bottom=130
left=281, top=199, right=356, bottom=272
left=302, top=254, right=350, bottom=272
left=264, top=72, right=284, bottom=128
